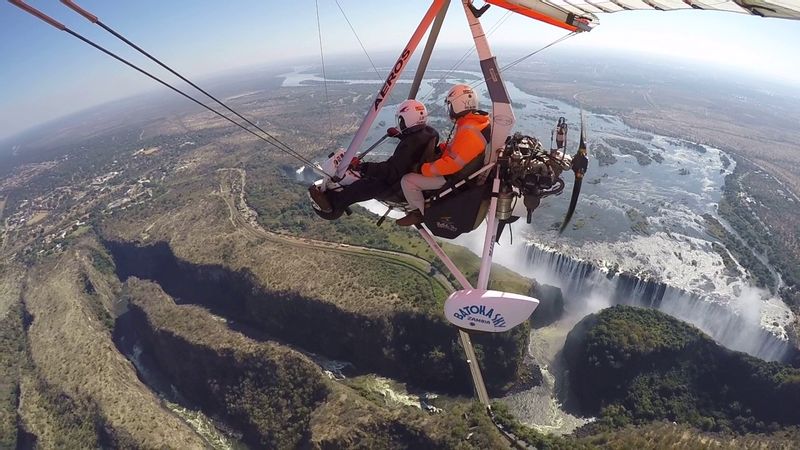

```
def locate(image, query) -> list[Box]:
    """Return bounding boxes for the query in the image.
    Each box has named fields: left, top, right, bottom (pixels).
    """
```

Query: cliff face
left=563, top=305, right=800, bottom=434
left=124, top=278, right=330, bottom=448
left=529, top=283, right=564, bottom=328
left=524, top=243, right=795, bottom=362
left=3, top=245, right=209, bottom=449
left=121, top=278, right=507, bottom=449
left=107, top=239, right=528, bottom=395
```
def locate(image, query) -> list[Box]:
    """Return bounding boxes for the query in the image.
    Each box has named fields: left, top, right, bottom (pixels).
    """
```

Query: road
left=216, top=168, right=453, bottom=296
left=458, top=330, right=491, bottom=406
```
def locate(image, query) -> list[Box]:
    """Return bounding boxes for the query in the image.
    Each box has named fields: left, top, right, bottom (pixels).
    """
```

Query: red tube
left=8, top=0, right=67, bottom=30
left=486, top=0, right=579, bottom=32
left=60, top=0, right=98, bottom=23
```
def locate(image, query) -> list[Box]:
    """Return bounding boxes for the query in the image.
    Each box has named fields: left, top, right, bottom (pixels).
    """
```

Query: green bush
left=564, top=306, right=800, bottom=434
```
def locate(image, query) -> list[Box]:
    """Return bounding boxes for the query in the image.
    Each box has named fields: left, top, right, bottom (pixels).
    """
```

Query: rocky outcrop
left=106, top=240, right=528, bottom=395
left=563, top=306, right=800, bottom=433
left=16, top=247, right=207, bottom=448
left=529, top=283, right=564, bottom=328
left=123, top=278, right=329, bottom=448
left=121, top=278, right=507, bottom=449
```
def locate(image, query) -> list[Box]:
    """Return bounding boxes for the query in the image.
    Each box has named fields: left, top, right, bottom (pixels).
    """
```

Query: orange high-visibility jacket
left=421, top=112, right=490, bottom=177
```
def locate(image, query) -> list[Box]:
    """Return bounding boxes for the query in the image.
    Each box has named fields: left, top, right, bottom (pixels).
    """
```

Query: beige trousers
left=400, top=173, right=446, bottom=213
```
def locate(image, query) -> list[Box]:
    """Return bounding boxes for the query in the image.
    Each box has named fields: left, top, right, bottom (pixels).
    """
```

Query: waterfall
left=525, top=244, right=793, bottom=362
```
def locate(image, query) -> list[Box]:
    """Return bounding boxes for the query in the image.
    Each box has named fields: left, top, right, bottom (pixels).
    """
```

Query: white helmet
left=445, top=84, right=478, bottom=120
left=395, top=99, right=428, bottom=131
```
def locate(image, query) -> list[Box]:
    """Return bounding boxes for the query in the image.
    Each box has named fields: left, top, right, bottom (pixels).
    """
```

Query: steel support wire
left=468, top=31, right=578, bottom=90
left=59, top=0, right=303, bottom=161
left=334, top=0, right=383, bottom=80
left=9, top=0, right=323, bottom=174
left=315, top=0, right=334, bottom=140
left=418, top=11, right=511, bottom=106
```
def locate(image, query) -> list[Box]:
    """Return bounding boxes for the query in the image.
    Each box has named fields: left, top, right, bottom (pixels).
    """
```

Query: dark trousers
left=328, top=177, right=393, bottom=211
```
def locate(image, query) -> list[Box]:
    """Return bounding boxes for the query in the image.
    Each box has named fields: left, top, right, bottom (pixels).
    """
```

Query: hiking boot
left=308, top=185, right=333, bottom=213
left=396, top=210, right=423, bottom=227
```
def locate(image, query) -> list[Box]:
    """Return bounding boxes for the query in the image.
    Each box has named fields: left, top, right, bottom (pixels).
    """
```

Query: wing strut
left=460, top=0, right=514, bottom=289
left=410, top=0, right=523, bottom=416
left=335, top=0, right=449, bottom=178
left=414, top=227, right=491, bottom=406
left=409, top=0, right=451, bottom=100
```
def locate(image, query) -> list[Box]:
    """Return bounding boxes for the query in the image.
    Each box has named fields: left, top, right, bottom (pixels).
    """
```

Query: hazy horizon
left=3, top=44, right=799, bottom=145
left=2, top=1, right=799, bottom=140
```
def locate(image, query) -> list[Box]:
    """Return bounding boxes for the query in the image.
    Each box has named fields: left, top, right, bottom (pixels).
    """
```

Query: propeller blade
left=574, top=109, right=587, bottom=155
left=559, top=177, right=583, bottom=233
left=559, top=110, right=589, bottom=234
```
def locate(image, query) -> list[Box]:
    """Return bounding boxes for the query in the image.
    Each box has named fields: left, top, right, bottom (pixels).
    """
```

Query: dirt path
left=216, top=168, right=454, bottom=296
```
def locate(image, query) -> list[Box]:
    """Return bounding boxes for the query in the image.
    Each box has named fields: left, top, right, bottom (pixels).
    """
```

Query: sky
left=1, top=0, right=799, bottom=140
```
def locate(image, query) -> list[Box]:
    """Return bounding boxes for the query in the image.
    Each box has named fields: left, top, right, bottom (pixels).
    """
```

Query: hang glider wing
left=486, top=0, right=599, bottom=31
left=486, top=0, right=800, bottom=31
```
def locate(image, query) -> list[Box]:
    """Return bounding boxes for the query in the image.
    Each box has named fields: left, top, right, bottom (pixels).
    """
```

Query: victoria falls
left=2, top=1, right=800, bottom=448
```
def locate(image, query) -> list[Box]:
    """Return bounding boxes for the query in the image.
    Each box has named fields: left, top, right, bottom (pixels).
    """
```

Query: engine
left=498, top=132, right=573, bottom=223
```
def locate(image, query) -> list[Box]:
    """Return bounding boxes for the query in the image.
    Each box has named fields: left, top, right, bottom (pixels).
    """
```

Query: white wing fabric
left=486, top=0, right=800, bottom=31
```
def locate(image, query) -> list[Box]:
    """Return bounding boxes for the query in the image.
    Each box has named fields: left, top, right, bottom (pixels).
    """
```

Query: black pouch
left=423, top=183, right=489, bottom=239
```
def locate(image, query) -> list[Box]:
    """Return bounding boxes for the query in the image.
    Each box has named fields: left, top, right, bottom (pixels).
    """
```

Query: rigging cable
left=469, top=31, right=579, bottom=89
left=315, top=0, right=335, bottom=140
left=334, top=0, right=383, bottom=79
left=9, top=0, right=321, bottom=172
left=418, top=10, right=512, bottom=105
left=57, top=0, right=306, bottom=163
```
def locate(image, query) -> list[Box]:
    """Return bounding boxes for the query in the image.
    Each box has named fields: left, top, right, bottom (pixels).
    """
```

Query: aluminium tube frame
left=415, top=226, right=491, bottom=407
left=408, top=0, right=451, bottom=100
left=461, top=0, right=514, bottom=291
left=335, top=0, right=449, bottom=179
left=410, top=0, right=520, bottom=410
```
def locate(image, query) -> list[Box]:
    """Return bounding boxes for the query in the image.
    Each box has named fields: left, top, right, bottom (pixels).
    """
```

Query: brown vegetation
left=102, top=171, right=447, bottom=315
left=17, top=243, right=207, bottom=448
left=581, top=421, right=800, bottom=449
left=124, top=277, right=511, bottom=449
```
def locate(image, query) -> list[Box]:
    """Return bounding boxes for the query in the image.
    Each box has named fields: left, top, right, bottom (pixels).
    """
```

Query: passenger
left=396, top=84, right=491, bottom=226
left=309, top=99, right=438, bottom=214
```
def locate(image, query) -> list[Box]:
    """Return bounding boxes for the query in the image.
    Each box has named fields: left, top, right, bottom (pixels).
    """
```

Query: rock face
left=525, top=244, right=794, bottom=362
left=121, top=278, right=507, bottom=449
left=563, top=306, right=800, bottom=433
left=7, top=246, right=208, bottom=449
left=529, top=283, right=564, bottom=328
left=106, top=239, right=528, bottom=395
left=124, top=278, right=328, bottom=449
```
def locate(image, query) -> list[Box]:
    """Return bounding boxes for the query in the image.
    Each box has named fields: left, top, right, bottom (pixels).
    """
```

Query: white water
left=128, top=345, right=236, bottom=449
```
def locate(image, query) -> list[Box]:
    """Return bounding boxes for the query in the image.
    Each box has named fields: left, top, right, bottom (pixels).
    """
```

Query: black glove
left=356, top=161, right=370, bottom=177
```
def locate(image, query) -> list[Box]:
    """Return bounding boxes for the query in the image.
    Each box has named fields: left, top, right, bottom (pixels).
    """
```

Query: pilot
left=396, top=84, right=491, bottom=226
